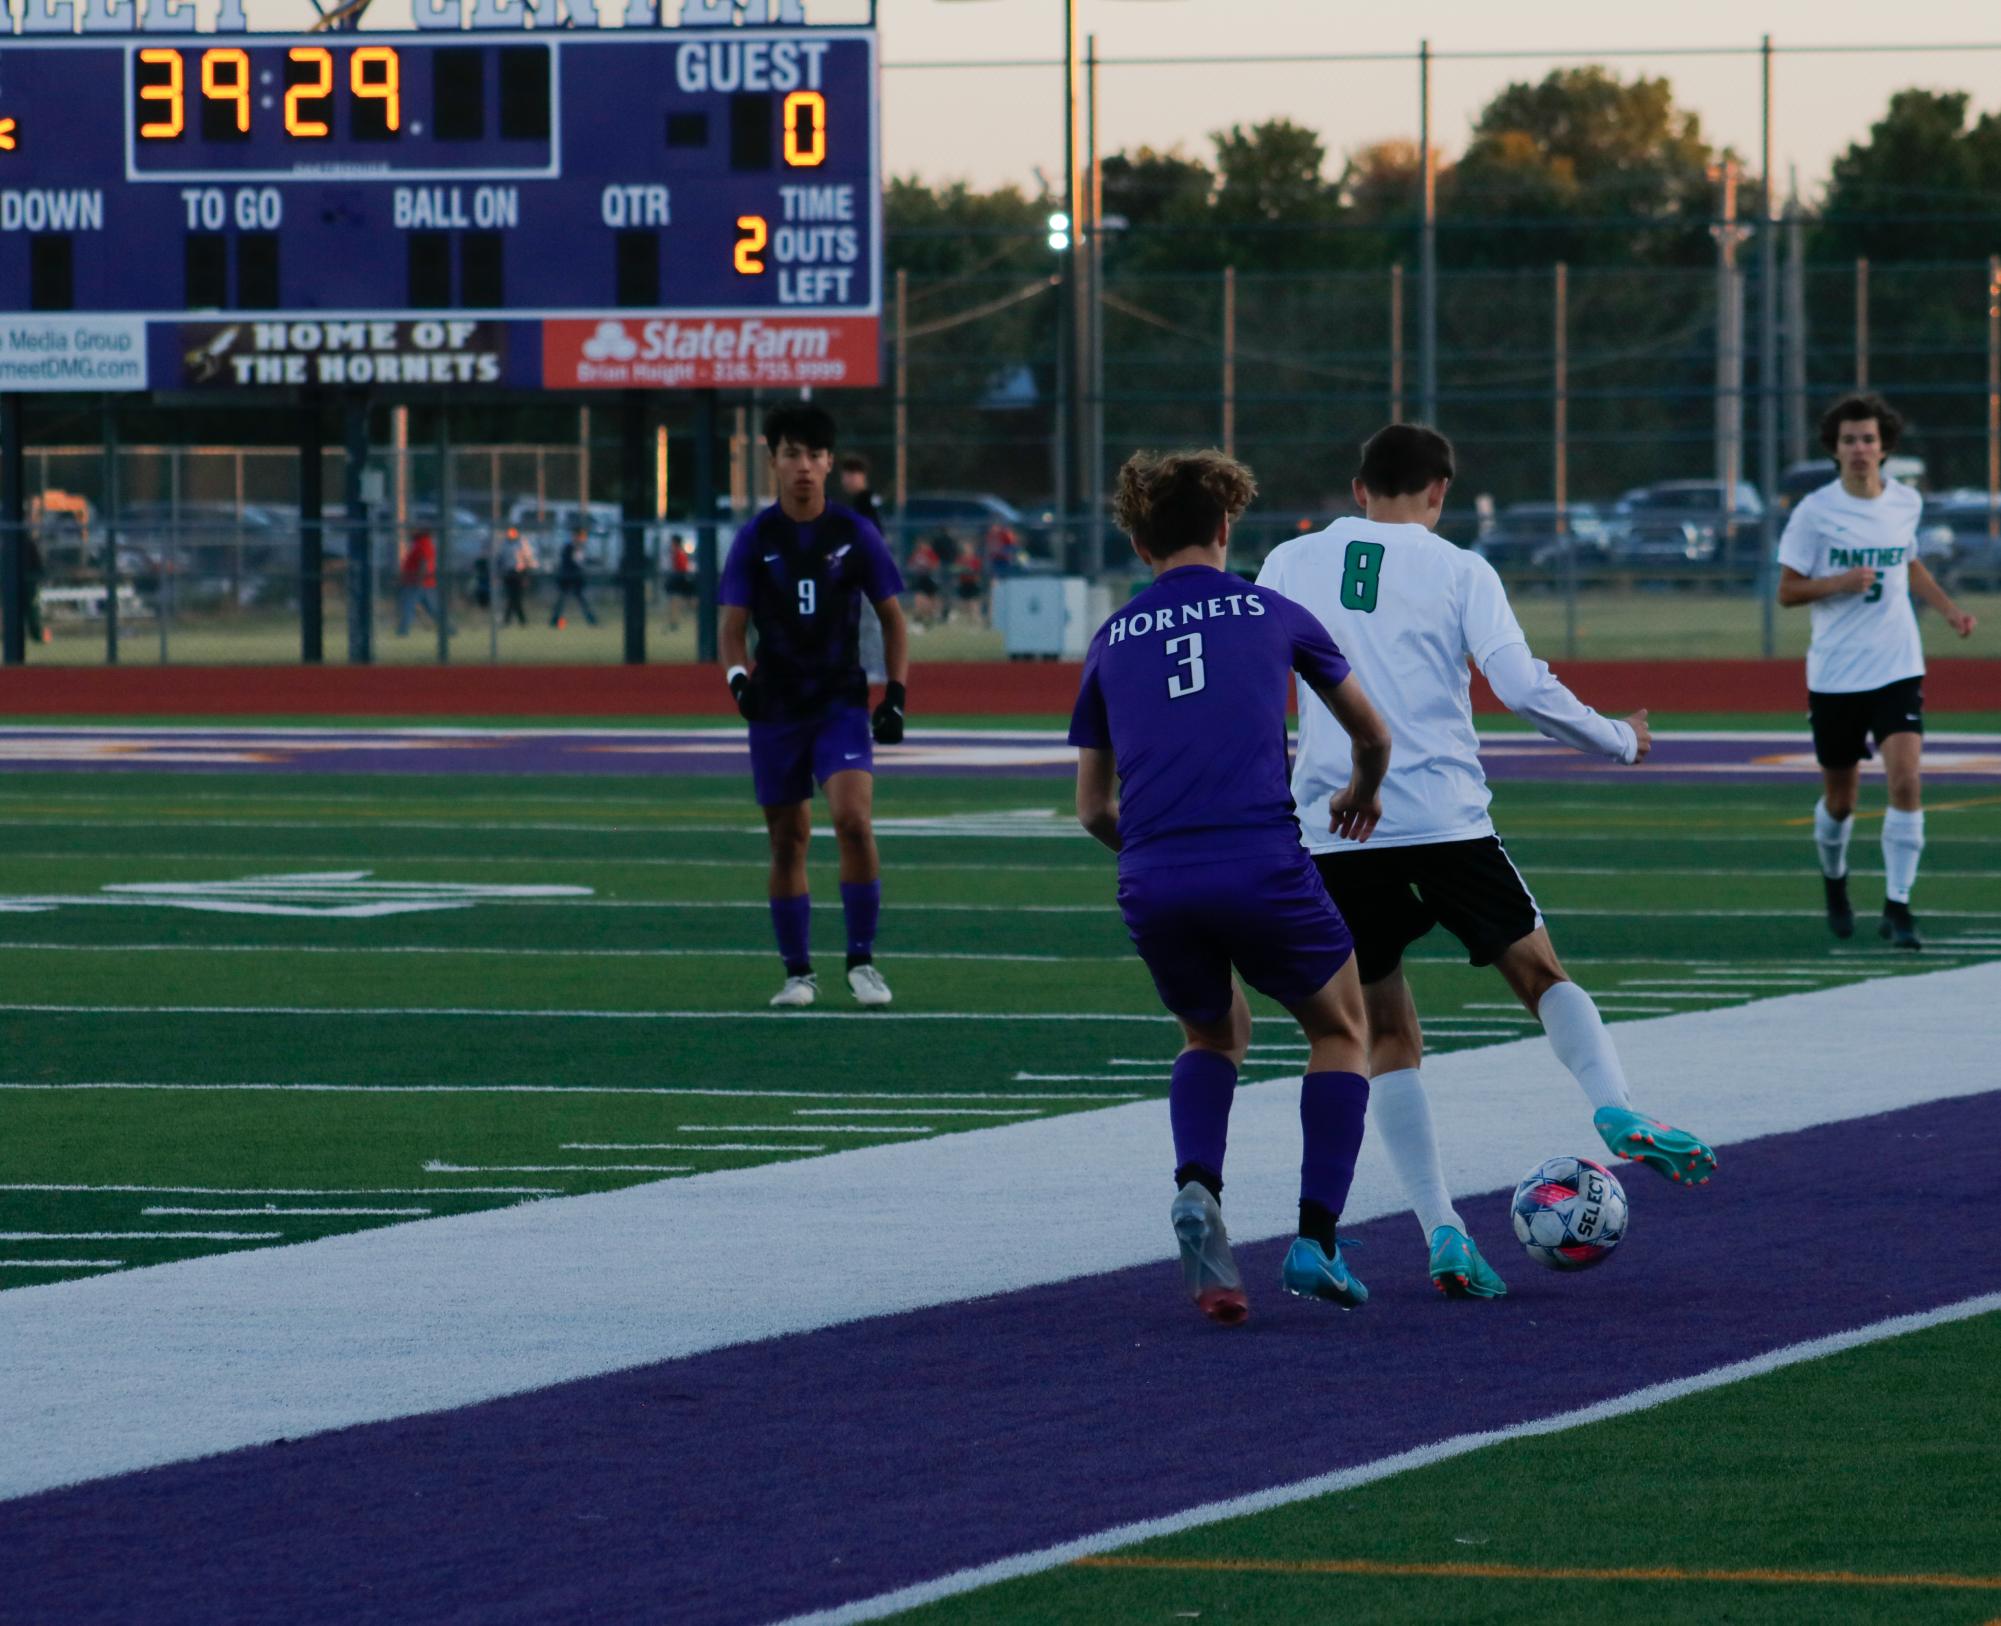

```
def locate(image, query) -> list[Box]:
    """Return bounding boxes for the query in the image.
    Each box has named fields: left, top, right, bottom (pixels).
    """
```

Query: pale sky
left=875, top=0, right=2001, bottom=200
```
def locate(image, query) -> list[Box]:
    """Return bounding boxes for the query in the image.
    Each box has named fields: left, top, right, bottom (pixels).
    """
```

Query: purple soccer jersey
left=1067, top=564, right=1351, bottom=871
left=721, top=502, right=903, bottom=721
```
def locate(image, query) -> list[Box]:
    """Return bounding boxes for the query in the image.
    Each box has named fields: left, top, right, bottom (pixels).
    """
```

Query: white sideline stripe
left=0, top=1259, right=124, bottom=1269
left=556, top=1144, right=825, bottom=1154
left=791, top=1108, right=1042, bottom=1118
left=5, top=963, right=1998, bottom=1505
left=1605, top=991, right=1764, bottom=1001
left=0, top=1184, right=559, bottom=1196
left=0, top=1084, right=1141, bottom=1101
left=0, top=943, right=1118, bottom=965
left=421, top=1163, right=694, bottom=1174
left=778, top=1291, right=2001, bottom=1626
left=0, top=1005, right=1187, bottom=1023
left=0, top=1231, right=281, bottom=1241
left=680, top=1125, right=935, bottom=1136
left=141, top=1207, right=432, bottom=1218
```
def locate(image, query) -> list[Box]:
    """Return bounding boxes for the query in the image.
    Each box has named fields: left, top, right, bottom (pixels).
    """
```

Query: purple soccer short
left=748, top=705, right=873, bottom=808
left=1117, top=847, right=1354, bottom=1026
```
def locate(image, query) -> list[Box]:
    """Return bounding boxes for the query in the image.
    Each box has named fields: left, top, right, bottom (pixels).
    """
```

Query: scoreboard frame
left=0, top=19, right=883, bottom=392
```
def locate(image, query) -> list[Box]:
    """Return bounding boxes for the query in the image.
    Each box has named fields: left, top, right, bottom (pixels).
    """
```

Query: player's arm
left=1777, top=564, right=1873, bottom=606
left=1481, top=642, right=1649, bottom=764
left=1303, top=671, right=1391, bottom=843
left=1074, top=747, right=1121, bottom=852
left=1908, top=559, right=1978, bottom=637
left=858, top=522, right=911, bottom=743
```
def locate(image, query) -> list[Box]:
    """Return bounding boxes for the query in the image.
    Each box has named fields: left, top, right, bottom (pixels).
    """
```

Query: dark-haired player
left=1071, top=448, right=1392, bottom=1325
left=1258, top=423, right=1716, bottom=1303
left=721, top=404, right=909, bottom=1008
left=1779, top=393, right=1977, bottom=949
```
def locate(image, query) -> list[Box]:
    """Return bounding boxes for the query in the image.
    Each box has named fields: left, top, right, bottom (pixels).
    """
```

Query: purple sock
left=840, top=879, right=881, bottom=964
left=1169, top=1049, right=1238, bottom=1193
left=1299, top=1070, right=1371, bottom=1213
left=769, top=893, right=811, bottom=976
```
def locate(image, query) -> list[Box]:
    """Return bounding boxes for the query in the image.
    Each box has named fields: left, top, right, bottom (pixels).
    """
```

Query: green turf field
left=889, top=1309, right=2001, bottom=1626
left=3, top=768, right=1997, bottom=1287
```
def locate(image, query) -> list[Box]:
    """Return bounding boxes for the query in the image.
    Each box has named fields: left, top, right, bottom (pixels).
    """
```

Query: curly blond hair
left=1112, top=449, right=1259, bottom=560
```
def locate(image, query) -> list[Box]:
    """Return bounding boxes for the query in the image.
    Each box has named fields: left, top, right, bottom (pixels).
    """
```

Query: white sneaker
left=846, top=964, right=893, bottom=1007
left=769, top=974, right=818, bottom=1008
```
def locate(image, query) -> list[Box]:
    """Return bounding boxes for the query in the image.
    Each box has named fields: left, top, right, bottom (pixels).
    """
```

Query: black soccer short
left=1808, top=675, right=1925, bottom=770
left=1313, top=836, right=1542, bottom=985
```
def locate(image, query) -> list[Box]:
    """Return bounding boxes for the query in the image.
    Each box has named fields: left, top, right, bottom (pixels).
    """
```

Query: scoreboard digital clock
left=0, top=26, right=880, bottom=392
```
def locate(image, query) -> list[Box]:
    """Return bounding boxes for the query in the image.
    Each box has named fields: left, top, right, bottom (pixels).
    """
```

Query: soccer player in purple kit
left=1070, top=450, right=1392, bottom=1326
left=721, top=404, right=910, bottom=1009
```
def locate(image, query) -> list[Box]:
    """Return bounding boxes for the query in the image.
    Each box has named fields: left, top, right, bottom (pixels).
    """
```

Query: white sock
left=1881, top=808, right=1925, bottom=904
left=1368, top=1067, right=1464, bottom=1241
left=1538, top=980, right=1632, bottom=1113
left=1813, top=799, right=1853, bottom=880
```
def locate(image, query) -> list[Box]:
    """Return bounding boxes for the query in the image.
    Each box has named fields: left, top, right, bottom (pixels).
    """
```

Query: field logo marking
left=0, top=871, right=593, bottom=919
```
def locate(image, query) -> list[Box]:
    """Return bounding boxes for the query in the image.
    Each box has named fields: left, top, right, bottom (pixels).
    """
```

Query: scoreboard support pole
left=102, top=400, right=121, bottom=666
left=1, top=395, right=23, bottom=667
left=300, top=397, right=325, bottom=666
left=619, top=390, right=649, bottom=667
left=694, top=389, right=720, bottom=667
left=344, top=395, right=374, bottom=666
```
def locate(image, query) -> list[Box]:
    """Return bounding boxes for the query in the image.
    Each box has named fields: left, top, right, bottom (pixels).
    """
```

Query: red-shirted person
left=397, top=529, right=444, bottom=636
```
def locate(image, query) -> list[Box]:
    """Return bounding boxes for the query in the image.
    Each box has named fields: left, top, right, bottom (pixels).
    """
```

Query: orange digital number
left=200, top=47, right=250, bottom=135
left=285, top=47, right=334, bottom=139
left=351, top=47, right=401, bottom=133
left=137, top=47, right=185, bottom=140
left=734, top=215, right=768, bottom=275
left=782, top=90, right=826, bottom=168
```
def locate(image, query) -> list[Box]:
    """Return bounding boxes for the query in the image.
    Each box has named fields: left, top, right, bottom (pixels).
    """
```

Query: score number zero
left=137, top=46, right=401, bottom=140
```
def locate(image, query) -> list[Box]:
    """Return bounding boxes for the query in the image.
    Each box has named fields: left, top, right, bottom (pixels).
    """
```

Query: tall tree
left=1816, top=89, right=2001, bottom=263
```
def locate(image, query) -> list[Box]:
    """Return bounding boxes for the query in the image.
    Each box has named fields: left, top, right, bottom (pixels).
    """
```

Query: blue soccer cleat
left=1280, top=1236, right=1368, bottom=1309
left=1429, top=1225, right=1508, bottom=1299
left=1170, top=1182, right=1247, bottom=1325
left=1594, top=1105, right=1718, bottom=1186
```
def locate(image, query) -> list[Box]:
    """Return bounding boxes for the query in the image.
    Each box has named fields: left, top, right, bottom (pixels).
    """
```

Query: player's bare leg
left=1167, top=983, right=1253, bottom=1325
left=764, top=802, right=817, bottom=1007
left=1878, top=731, right=1925, bottom=948
left=1816, top=762, right=1861, bottom=938
left=1495, top=929, right=1716, bottom=1186
left=825, top=769, right=891, bottom=1005
left=1276, top=960, right=1373, bottom=1308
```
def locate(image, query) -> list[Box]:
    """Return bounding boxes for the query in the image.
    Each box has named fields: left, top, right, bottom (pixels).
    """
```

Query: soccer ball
left=1511, top=1155, right=1629, bottom=1271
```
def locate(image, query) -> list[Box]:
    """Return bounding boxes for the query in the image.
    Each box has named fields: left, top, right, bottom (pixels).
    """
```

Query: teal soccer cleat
left=1169, top=1182, right=1248, bottom=1325
left=1280, top=1237, right=1368, bottom=1309
left=1594, top=1106, right=1718, bottom=1186
left=1429, top=1225, right=1508, bottom=1299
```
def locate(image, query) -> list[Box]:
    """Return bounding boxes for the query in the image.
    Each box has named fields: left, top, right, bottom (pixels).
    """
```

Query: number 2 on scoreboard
left=285, top=47, right=334, bottom=140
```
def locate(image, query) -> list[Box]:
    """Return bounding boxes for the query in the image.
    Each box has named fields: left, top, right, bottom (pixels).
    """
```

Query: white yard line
left=0, top=942, right=1119, bottom=964
left=791, top=1108, right=1043, bottom=1118
left=679, top=1124, right=935, bottom=1136
left=0, top=1005, right=1186, bottom=1022
left=553, top=1144, right=824, bottom=1154
left=4, top=963, right=1997, bottom=1506
left=0, top=1231, right=281, bottom=1241
left=780, top=1291, right=2001, bottom=1626
left=0, top=1183, right=559, bottom=1195
left=0, top=1083, right=1142, bottom=1100
left=139, top=1207, right=432, bottom=1218
left=421, top=1162, right=694, bottom=1174
left=0, top=1259, right=124, bottom=1269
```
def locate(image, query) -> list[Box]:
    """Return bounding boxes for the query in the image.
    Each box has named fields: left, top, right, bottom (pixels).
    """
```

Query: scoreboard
left=0, top=24, right=880, bottom=391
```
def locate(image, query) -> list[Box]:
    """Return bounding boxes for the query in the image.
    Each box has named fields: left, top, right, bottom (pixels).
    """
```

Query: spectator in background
left=551, top=528, right=598, bottom=628
left=905, top=533, right=943, bottom=629
left=838, top=455, right=887, bottom=531
left=952, top=535, right=984, bottom=626
left=664, top=536, right=699, bottom=632
left=396, top=528, right=445, bottom=636
left=22, top=533, right=47, bottom=645
left=501, top=531, right=535, bottom=627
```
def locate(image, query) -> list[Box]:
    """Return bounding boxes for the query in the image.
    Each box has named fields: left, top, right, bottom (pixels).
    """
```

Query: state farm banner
left=543, top=315, right=881, bottom=390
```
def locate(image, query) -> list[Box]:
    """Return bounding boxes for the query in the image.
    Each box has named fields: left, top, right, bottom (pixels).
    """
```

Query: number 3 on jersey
left=1341, top=540, right=1385, bottom=612
left=1165, top=631, right=1206, bottom=698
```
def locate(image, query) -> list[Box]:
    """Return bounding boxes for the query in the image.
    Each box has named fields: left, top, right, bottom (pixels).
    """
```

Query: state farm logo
left=544, top=314, right=878, bottom=389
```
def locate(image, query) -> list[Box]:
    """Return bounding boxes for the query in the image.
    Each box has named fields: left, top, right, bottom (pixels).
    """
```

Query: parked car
left=1604, top=481, right=1765, bottom=569
left=1921, top=489, right=2001, bottom=586
left=1779, top=454, right=1928, bottom=512
left=112, top=502, right=297, bottom=605
left=1475, top=501, right=1610, bottom=572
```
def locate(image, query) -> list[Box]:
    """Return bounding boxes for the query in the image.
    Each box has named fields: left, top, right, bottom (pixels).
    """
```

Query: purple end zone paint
left=4, top=1090, right=1998, bottom=1626
left=0, top=728, right=1996, bottom=782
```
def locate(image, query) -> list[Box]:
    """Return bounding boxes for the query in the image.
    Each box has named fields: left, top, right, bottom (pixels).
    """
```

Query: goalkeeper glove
left=871, top=680, right=906, bottom=745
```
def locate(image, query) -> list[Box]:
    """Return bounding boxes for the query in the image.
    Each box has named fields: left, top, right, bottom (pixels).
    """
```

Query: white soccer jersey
left=1776, top=479, right=1926, bottom=694
left=1257, top=518, right=1530, bottom=851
